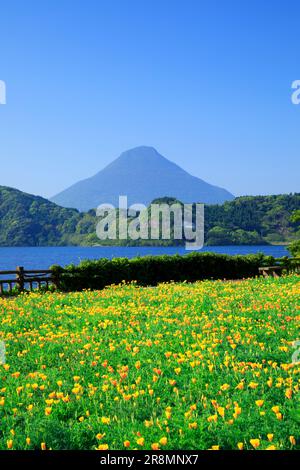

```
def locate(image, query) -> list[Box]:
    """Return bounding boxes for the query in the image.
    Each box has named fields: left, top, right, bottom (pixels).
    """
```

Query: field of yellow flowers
left=0, top=275, right=299, bottom=450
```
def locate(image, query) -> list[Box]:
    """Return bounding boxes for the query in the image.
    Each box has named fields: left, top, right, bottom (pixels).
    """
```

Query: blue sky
left=0, top=0, right=299, bottom=199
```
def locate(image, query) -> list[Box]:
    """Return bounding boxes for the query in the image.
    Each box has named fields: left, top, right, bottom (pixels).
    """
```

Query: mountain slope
left=51, top=146, right=234, bottom=211
left=0, top=186, right=97, bottom=246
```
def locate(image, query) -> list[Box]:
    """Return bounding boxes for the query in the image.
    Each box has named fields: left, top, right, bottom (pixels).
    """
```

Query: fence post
left=51, top=269, right=60, bottom=290
left=16, top=266, right=25, bottom=291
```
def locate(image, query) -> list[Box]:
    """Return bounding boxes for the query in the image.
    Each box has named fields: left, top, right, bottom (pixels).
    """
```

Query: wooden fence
left=0, top=257, right=299, bottom=295
left=0, top=267, right=58, bottom=294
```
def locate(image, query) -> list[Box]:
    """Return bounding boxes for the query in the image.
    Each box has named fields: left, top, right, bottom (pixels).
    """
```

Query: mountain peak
left=118, top=146, right=163, bottom=162
left=121, top=146, right=159, bottom=156
left=51, top=147, right=234, bottom=211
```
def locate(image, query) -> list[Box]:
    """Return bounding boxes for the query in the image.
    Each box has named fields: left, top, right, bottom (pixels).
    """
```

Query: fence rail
left=0, top=257, right=299, bottom=294
left=0, top=266, right=58, bottom=294
left=259, top=256, right=300, bottom=277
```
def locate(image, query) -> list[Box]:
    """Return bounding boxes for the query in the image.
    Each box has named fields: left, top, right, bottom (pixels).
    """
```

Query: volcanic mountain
left=51, top=146, right=234, bottom=211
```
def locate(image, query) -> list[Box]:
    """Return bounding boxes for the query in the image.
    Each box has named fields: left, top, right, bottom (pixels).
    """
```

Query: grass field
left=0, top=275, right=299, bottom=450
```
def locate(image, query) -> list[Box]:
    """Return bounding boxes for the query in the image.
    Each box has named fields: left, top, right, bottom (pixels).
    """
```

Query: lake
left=0, top=245, right=290, bottom=271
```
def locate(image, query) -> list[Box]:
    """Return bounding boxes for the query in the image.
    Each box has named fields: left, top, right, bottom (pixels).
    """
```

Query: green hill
left=0, top=186, right=299, bottom=246
left=205, top=194, right=300, bottom=245
left=0, top=186, right=98, bottom=246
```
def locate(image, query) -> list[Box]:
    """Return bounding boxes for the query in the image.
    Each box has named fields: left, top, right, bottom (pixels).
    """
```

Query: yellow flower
left=7, top=440, right=13, bottom=449
left=151, top=443, right=160, bottom=450
left=220, top=383, right=230, bottom=391
left=144, top=419, right=153, bottom=428
left=289, top=436, right=296, bottom=446
left=233, top=405, right=242, bottom=419
left=267, top=378, right=273, bottom=387
left=217, top=406, right=225, bottom=417
left=285, top=389, right=292, bottom=399
left=207, top=414, right=218, bottom=423
left=137, top=437, right=145, bottom=446
left=237, top=442, right=244, bottom=450
left=188, top=422, right=198, bottom=429
left=255, top=400, right=264, bottom=407
left=266, top=445, right=276, bottom=450
left=250, top=439, right=260, bottom=449
left=271, top=406, right=280, bottom=414
left=101, top=416, right=110, bottom=425
left=57, top=380, right=63, bottom=387
left=96, top=433, right=105, bottom=440
left=11, top=372, right=20, bottom=378
left=97, top=444, right=109, bottom=450
left=45, top=407, right=52, bottom=416
left=249, top=382, right=259, bottom=389
left=159, top=437, right=168, bottom=446
left=41, top=442, right=46, bottom=450
left=210, top=445, right=220, bottom=450
left=267, top=434, right=274, bottom=442
left=124, top=440, right=130, bottom=448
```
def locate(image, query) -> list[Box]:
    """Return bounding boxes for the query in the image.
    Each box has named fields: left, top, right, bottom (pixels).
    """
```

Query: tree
left=291, top=210, right=300, bottom=223
left=288, top=210, right=300, bottom=256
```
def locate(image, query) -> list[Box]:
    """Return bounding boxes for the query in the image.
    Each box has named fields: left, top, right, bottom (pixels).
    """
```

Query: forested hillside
left=205, top=194, right=300, bottom=245
left=0, top=186, right=98, bottom=246
left=0, top=186, right=299, bottom=246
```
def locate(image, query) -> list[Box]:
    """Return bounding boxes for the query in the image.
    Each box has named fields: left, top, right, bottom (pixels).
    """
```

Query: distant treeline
left=205, top=194, right=300, bottom=245
left=0, top=185, right=299, bottom=246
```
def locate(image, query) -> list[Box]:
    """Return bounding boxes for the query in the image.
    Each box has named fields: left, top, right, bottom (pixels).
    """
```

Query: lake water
left=0, top=245, right=290, bottom=271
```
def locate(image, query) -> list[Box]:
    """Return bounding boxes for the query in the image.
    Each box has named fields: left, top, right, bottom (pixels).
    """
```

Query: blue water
left=0, top=245, right=290, bottom=271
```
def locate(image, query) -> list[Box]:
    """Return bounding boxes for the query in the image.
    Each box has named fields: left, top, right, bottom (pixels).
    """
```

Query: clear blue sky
left=0, top=0, right=299, bottom=199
